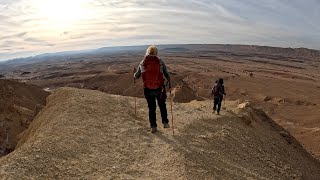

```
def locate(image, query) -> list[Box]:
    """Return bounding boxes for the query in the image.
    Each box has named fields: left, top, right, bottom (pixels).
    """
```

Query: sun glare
left=34, top=0, right=90, bottom=29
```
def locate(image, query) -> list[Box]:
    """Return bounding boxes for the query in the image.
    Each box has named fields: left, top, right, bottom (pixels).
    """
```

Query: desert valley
left=0, top=44, right=320, bottom=179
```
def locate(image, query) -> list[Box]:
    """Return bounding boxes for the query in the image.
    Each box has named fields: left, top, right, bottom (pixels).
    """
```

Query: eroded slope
left=0, top=80, right=49, bottom=156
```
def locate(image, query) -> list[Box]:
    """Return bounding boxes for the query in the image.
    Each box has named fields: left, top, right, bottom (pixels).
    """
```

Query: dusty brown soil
left=0, top=79, right=49, bottom=157
left=0, top=87, right=319, bottom=179
left=1, top=44, right=320, bottom=158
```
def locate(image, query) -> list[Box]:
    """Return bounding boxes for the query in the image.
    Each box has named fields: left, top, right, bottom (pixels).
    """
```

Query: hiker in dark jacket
left=211, top=78, right=226, bottom=115
left=133, top=45, right=171, bottom=133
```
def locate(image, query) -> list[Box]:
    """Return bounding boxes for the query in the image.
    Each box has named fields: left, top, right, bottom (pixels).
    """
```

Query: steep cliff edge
left=0, top=79, right=49, bottom=157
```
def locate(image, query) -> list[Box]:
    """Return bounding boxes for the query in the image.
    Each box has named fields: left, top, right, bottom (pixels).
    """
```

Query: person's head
left=218, top=78, right=224, bottom=84
left=145, top=45, right=158, bottom=57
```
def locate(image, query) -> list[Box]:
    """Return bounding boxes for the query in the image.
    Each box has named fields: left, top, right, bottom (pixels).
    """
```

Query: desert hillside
left=0, top=88, right=319, bottom=179
left=0, top=80, right=49, bottom=157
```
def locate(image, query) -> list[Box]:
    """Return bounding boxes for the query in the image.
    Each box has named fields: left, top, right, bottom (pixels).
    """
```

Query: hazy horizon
left=1, top=0, right=320, bottom=61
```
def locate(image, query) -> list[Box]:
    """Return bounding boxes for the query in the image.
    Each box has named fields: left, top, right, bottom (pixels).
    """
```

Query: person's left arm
left=160, top=59, right=170, bottom=82
left=222, top=85, right=226, bottom=95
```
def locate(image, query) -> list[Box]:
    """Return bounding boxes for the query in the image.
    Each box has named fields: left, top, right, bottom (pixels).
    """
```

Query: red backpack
left=142, top=56, right=164, bottom=89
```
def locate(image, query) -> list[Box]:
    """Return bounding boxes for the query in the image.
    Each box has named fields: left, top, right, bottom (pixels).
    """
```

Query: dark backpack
left=142, top=56, right=164, bottom=89
left=213, top=83, right=223, bottom=96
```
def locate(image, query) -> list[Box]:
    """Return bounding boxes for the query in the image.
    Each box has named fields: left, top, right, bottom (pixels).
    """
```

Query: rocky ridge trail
left=0, top=87, right=319, bottom=179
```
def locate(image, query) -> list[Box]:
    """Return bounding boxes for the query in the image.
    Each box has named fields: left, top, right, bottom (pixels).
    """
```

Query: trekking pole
left=132, top=67, right=137, bottom=115
left=169, top=84, right=174, bottom=136
left=210, top=94, right=212, bottom=112
left=134, top=79, right=137, bottom=115
left=223, top=94, right=226, bottom=108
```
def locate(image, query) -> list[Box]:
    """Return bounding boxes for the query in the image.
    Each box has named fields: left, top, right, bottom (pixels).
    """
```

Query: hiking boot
left=150, top=127, right=157, bottom=133
left=163, top=123, right=170, bottom=128
left=217, top=112, right=220, bottom=115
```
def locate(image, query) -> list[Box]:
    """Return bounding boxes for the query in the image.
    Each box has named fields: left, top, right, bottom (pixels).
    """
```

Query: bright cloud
left=0, top=0, right=320, bottom=60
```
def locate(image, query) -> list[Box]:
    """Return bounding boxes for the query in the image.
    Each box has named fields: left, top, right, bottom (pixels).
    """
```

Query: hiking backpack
left=213, top=83, right=223, bottom=96
left=142, top=56, right=164, bottom=89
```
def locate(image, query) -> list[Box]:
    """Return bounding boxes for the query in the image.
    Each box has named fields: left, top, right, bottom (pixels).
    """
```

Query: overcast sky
left=0, top=0, right=319, bottom=61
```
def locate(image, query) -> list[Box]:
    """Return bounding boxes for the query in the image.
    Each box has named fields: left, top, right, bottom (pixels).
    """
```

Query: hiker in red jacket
left=133, top=45, right=171, bottom=133
left=211, top=78, right=226, bottom=115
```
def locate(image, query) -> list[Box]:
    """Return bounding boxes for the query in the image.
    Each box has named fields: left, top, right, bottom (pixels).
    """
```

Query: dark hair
left=218, top=78, right=224, bottom=84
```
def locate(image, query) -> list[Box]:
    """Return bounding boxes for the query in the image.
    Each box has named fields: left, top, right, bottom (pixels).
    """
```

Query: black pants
left=213, top=96, right=223, bottom=113
left=144, top=87, right=169, bottom=128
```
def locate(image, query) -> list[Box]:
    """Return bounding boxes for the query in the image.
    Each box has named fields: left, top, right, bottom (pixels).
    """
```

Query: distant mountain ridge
left=205, top=44, right=320, bottom=59
left=1, top=44, right=319, bottom=67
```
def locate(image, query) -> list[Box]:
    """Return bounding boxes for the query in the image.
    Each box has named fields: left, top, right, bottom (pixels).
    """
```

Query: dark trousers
left=213, top=96, right=223, bottom=113
left=144, top=87, right=169, bottom=128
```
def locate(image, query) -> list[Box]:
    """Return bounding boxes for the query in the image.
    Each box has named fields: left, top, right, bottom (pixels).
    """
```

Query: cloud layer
left=0, top=0, right=319, bottom=60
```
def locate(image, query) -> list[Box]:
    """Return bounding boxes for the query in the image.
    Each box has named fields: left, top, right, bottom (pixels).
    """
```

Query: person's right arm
left=134, top=65, right=141, bottom=79
left=211, top=85, right=214, bottom=95
left=133, top=60, right=144, bottom=79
